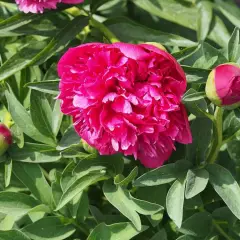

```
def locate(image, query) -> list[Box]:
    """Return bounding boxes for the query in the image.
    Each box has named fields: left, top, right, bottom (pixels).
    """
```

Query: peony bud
left=205, top=63, right=240, bottom=108
left=0, top=123, right=12, bottom=156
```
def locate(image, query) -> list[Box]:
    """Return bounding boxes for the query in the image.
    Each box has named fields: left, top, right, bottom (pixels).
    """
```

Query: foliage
left=1, top=0, right=240, bottom=239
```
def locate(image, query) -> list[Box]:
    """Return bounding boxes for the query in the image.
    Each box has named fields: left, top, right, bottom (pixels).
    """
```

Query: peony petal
left=215, top=64, right=240, bottom=105
left=113, top=42, right=149, bottom=60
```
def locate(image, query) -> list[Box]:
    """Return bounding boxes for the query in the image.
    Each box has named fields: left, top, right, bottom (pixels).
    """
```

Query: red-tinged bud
left=0, top=123, right=12, bottom=156
left=205, top=63, right=240, bottom=108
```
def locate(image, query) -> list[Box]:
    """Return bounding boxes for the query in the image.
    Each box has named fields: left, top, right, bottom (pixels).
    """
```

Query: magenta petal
left=16, top=0, right=84, bottom=13
left=175, top=104, right=192, bottom=144
left=113, top=42, right=149, bottom=60
left=138, top=137, right=173, bottom=168
left=215, top=64, right=240, bottom=105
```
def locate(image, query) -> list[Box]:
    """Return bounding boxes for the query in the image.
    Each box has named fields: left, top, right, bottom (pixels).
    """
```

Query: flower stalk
left=89, top=17, right=120, bottom=43
left=207, top=106, right=224, bottom=164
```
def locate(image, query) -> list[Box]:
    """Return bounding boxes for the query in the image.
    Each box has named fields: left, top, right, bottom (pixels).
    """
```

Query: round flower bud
left=206, top=63, right=240, bottom=108
left=0, top=123, right=12, bottom=156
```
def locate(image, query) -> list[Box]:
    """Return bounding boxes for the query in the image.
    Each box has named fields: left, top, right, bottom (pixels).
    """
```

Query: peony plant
left=1, top=0, right=240, bottom=240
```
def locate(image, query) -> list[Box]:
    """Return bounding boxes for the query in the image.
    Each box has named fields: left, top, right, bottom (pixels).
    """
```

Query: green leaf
left=0, top=13, right=39, bottom=32
left=182, top=43, right=227, bottom=69
left=89, top=206, right=126, bottom=225
left=114, top=167, right=138, bottom=186
left=13, top=162, right=53, bottom=207
left=106, top=17, right=196, bottom=47
left=32, top=16, right=88, bottom=65
left=73, top=191, right=89, bottom=223
left=73, top=154, right=124, bottom=177
left=185, top=169, right=209, bottom=199
left=51, top=182, right=63, bottom=208
left=5, top=90, right=54, bottom=145
left=0, top=16, right=88, bottom=82
left=25, top=80, right=59, bottom=95
left=186, top=118, right=212, bottom=163
left=133, top=0, right=197, bottom=30
left=179, top=212, right=212, bottom=237
left=197, top=1, right=213, bottom=41
left=223, top=111, right=240, bottom=141
left=4, top=158, right=12, bottom=187
left=166, top=180, right=186, bottom=228
left=181, top=66, right=210, bottom=84
left=136, top=185, right=166, bottom=227
left=216, top=0, right=240, bottom=29
left=0, top=215, right=15, bottom=231
left=56, top=126, right=80, bottom=151
left=103, top=180, right=162, bottom=231
left=56, top=171, right=107, bottom=211
left=10, top=123, right=24, bottom=148
left=0, top=230, right=30, bottom=240
left=30, top=90, right=56, bottom=144
left=207, top=164, right=240, bottom=220
left=176, top=235, right=197, bottom=240
left=90, top=0, right=112, bottom=13
left=52, top=100, right=63, bottom=137
left=133, top=0, right=229, bottom=46
left=136, top=185, right=167, bottom=208
left=87, top=222, right=147, bottom=240
left=213, top=207, right=237, bottom=226
left=0, top=41, right=47, bottom=82
left=51, top=182, right=69, bottom=217
left=230, top=220, right=240, bottom=237
left=183, top=89, right=212, bottom=118
left=60, top=161, right=78, bottom=192
left=182, top=91, right=206, bottom=102
left=209, top=15, right=230, bottom=47
left=134, top=160, right=191, bottom=187
left=9, top=143, right=61, bottom=163
left=227, top=139, right=240, bottom=164
left=0, top=192, right=38, bottom=219
left=150, top=228, right=167, bottom=240
left=22, top=217, right=75, bottom=240
left=184, top=195, right=203, bottom=210
left=228, top=27, right=239, bottom=62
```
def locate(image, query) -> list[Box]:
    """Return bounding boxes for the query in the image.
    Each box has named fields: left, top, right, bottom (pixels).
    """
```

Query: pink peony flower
left=15, top=0, right=84, bottom=13
left=0, top=123, right=12, bottom=156
left=206, top=63, right=240, bottom=108
left=58, top=42, right=192, bottom=168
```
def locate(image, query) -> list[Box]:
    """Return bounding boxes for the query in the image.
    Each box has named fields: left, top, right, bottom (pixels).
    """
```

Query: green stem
left=207, top=107, right=223, bottom=164
left=90, top=17, right=120, bottom=43
left=71, top=220, right=89, bottom=236
left=199, top=207, right=233, bottom=240
left=212, top=220, right=234, bottom=240
left=54, top=212, right=89, bottom=236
